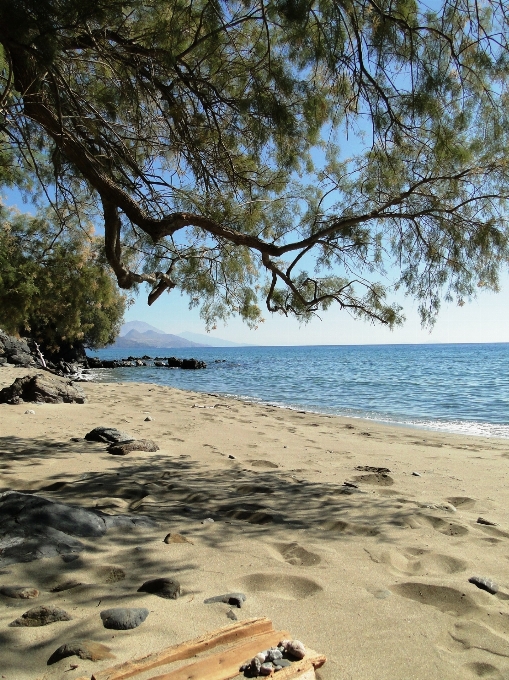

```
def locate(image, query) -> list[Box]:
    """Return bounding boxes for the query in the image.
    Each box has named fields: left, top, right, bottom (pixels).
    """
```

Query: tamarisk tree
left=1, top=0, right=509, bottom=328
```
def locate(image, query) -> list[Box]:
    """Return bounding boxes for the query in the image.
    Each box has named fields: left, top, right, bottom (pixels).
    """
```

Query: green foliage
left=0, top=1, right=509, bottom=329
left=0, top=206, right=126, bottom=350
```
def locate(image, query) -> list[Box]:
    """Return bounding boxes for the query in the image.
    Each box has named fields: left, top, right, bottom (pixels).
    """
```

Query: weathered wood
left=91, top=617, right=274, bottom=680
left=145, top=629, right=289, bottom=680
left=266, top=649, right=326, bottom=679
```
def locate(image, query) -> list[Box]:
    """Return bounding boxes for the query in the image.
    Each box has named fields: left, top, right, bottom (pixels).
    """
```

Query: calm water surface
left=89, top=343, right=509, bottom=438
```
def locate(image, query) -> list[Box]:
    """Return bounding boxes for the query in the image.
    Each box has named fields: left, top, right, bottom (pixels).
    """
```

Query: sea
left=89, top=343, right=509, bottom=439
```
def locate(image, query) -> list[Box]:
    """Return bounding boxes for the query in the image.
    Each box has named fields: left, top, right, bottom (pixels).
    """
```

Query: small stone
left=274, top=658, right=292, bottom=669
left=9, top=605, right=72, bottom=627
left=266, top=648, right=283, bottom=661
left=477, top=517, right=499, bottom=526
left=144, top=416, right=153, bottom=421
left=47, top=640, right=114, bottom=665
left=228, top=455, right=236, bottom=459
left=412, top=472, right=421, bottom=477
left=226, top=609, right=237, bottom=621
left=250, top=657, right=262, bottom=674
left=202, top=517, right=215, bottom=524
left=138, top=577, right=181, bottom=599
left=0, top=585, right=39, bottom=599
left=51, top=580, right=82, bottom=592
left=24, top=409, right=35, bottom=414
left=279, top=639, right=306, bottom=659
left=163, top=533, right=193, bottom=544
left=260, top=662, right=274, bottom=675
left=100, top=607, right=149, bottom=630
left=468, top=576, right=499, bottom=595
left=204, top=592, right=246, bottom=608
left=374, top=589, right=391, bottom=599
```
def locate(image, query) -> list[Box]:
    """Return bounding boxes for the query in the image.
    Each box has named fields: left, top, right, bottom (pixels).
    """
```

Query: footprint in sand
left=269, top=542, right=321, bottom=566
left=391, top=582, right=480, bottom=616
left=322, top=519, right=380, bottom=536
left=462, top=662, right=505, bottom=679
left=418, top=514, right=470, bottom=537
left=476, top=524, right=509, bottom=540
left=240, top=573, right=322, bottom=600
left=448, top=496, right=476, bottom=510
left=249, top=460, right=279, bottom=469
left=449, top=621, right=509, bottom=658
left=374, top=547, right=468, bottom=576
left=94, top=566, right=126, bottom=583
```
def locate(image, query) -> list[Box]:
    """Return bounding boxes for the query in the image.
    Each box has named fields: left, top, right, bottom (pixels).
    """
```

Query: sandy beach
left=1, top=365, right=509, bottom=680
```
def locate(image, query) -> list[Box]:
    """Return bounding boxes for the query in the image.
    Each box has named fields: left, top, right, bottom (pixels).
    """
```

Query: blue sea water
left=89, top=343, right=509, bottom=438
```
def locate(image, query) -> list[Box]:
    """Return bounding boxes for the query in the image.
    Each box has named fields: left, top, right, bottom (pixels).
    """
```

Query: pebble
left=412, top=472, right=421, bottom=477
left=202, top=517, right=215, bottom=524
left=163, top=533, right=193, bottom=544
left=279, top=640, right=306, bottom=659
left=204, top=592, right=247, bottom=608
left=24, top=409, right=35, bottom=414
left=9, top=605, right=72, bottom=627
left=138, top=577, right=181, bottom=599
left=468, top=576, right=499, bottom=595
left=477, top=517, right=499, bottom=526
left=47, top=640, right=114, bottom=664
left=100, top=607, right=149, bottom=630
left=228, top=455, right=236, bottom=459
left=144, top=416, right=153, bottom=421
left=0, top=585, right=39, bottom=599
left=226, top=609, right=237, bottom=621
left=374, top=589, right=391, bottom=599
left=260, top=662, right=274, bottom=675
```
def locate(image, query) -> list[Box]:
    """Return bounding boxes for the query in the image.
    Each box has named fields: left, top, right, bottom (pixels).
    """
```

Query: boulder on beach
left=0, top=491, right=157, bottom=567
left=0, top=373, right=86, bottom=404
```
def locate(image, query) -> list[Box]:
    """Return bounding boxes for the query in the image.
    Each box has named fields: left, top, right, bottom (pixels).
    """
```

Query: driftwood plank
left=92, top=618, right=274, bottom=680
left=146, top=629, right=289, bottom=680
left=267, top=649, right=327, bottom=679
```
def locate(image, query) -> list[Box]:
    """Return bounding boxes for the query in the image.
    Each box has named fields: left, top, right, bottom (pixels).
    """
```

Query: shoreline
left=88, top=369, right=509, bottom=441
left=1, top=365, right=509, bottom=680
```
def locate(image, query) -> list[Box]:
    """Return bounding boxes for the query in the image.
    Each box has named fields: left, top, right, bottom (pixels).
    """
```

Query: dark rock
left=0, top=491, right=157, bottom=567
left=87, top=357, right=104, bottom=368
left=154, top=360, right=166, bottom=367
left=0, top=585, right=39, bottom=599
left=100, top=607, right=149, bottom=630
left=9, top=605, right=72, bottom=627
left=204, top=592, right=246, bottom=608
left=167, top=357, right=206, bottom=369
left=182, top=358, right=206, bottom=369
left=84, top=427, right=134, bottom=444
left=0, top=374, right=86, bottom=404
left=138, top=577, right=181, bottom=599
left=48, top=640, right=114, bottom=665
left=468, top=576, right=499, bottom=594
left=108, top=439, right=159, bottom=456
left=355, top=465, right=391, bottom=473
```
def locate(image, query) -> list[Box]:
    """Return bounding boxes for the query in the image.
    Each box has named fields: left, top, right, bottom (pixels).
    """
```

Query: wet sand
left=1, top=366, right=509, bottom=680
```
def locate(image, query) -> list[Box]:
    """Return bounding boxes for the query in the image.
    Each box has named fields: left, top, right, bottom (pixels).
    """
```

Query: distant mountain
left=119, top=320, right=165, bottom=336
left=112, top=329, right=207, bottom=349
left=178, top=331, right=246, bottom=347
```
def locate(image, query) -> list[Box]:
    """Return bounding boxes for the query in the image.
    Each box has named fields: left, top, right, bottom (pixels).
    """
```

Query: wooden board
left=146, top=629, right=289, bottom=680
left=87, top=617, right=326, bottom=680
left=92, top=618, right=274, bottom=680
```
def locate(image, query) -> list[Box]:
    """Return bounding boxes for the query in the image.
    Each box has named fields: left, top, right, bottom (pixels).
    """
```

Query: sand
left=1, top=365, right=509, bottom=680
